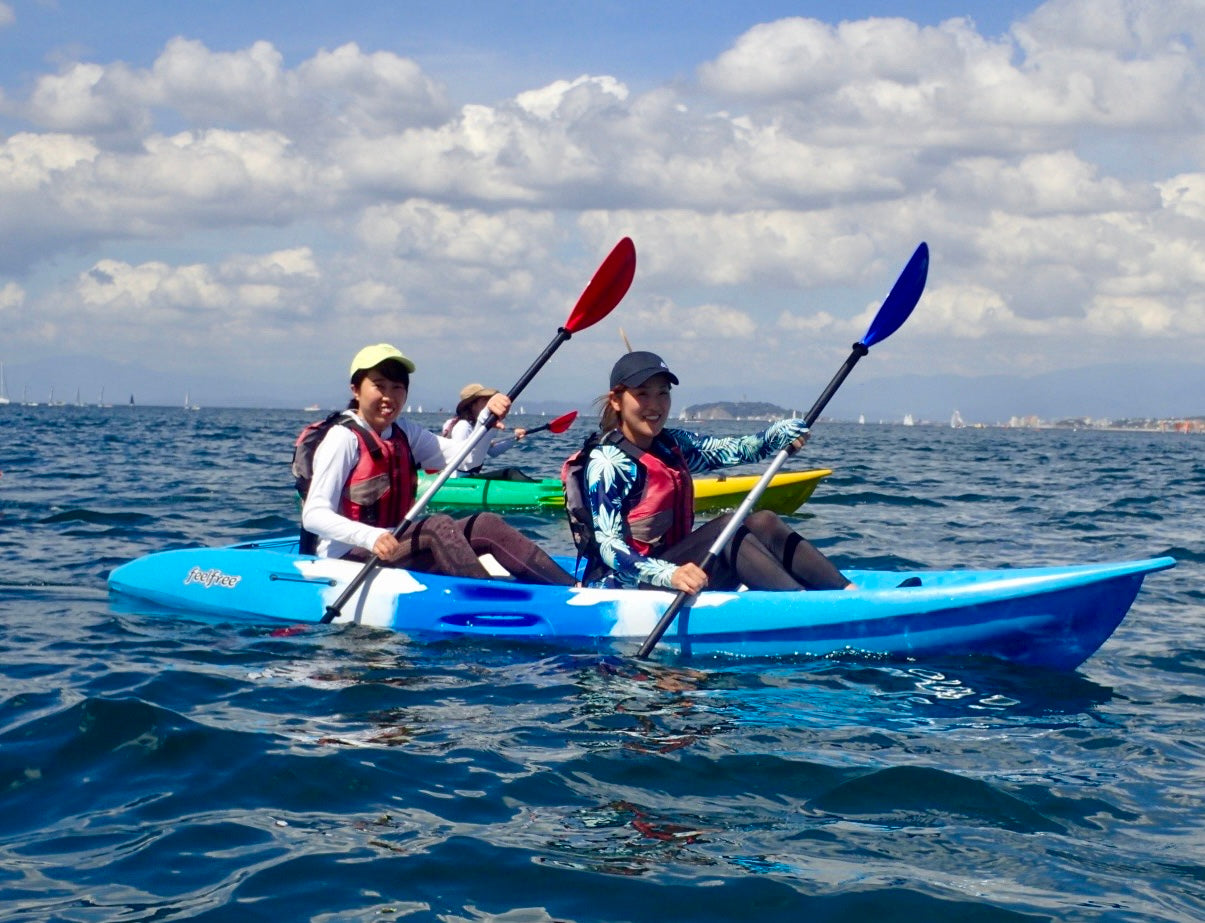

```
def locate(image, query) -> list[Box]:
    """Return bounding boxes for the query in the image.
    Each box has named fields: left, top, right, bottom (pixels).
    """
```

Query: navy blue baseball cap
left=609, top=351, right=679, bottom=389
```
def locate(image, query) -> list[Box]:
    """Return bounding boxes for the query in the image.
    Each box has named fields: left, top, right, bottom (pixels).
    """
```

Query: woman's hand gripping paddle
left=635, top=242, right=929, bottom=659
left=322, top=239, right=637, bottom=624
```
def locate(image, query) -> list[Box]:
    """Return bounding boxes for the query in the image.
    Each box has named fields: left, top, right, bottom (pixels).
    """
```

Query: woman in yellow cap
left=300, top=344, right=575, bottom=585
left=441, top=383, right=529, bottom=478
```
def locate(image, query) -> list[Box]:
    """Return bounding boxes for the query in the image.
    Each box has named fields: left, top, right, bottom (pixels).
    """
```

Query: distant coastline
left=846, top=414, right=1205, bottom=433
left=678, top=401, right=1204, bottom=434
left=2, top=401, right=1200, bottom=434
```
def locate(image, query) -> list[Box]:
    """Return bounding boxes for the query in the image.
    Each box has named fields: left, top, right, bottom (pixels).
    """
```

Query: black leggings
left=659, top=510, right=849, bottom=591
left=354, top=513, right=576, bottom=586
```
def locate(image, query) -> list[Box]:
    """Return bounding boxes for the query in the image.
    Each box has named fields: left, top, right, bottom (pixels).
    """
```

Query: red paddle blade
left=564, top=237, right=636, bottom=334
left=546, top=410, right=578, bottom=433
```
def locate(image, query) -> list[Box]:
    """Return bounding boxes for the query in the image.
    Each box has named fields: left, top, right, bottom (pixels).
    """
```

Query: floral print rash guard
left=583, top=419, right=811, bottom=588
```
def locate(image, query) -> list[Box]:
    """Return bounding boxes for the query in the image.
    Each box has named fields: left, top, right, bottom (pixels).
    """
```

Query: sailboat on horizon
left=0, top=361, right=10, bottom=406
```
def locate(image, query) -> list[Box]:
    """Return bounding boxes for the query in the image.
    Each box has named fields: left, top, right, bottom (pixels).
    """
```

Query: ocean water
left=1, top=405, right=1203, bottom=922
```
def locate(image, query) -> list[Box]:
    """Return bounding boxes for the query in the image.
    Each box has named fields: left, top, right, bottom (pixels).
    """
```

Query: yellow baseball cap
left=349, top=344, right=417, bottom=379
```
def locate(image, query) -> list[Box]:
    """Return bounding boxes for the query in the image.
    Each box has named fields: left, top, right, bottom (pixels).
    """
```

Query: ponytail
left=596, top=388, right=622, bottom=433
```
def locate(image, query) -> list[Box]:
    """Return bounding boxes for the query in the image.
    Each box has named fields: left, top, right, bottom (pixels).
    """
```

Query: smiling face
left=352, top=369, right=408, bottom=433
left=609, top=373, right=673, bottom=449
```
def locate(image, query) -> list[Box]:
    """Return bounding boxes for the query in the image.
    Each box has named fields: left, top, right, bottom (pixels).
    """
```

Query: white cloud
left=16, top=38, right=451, bottom=143
left=77, top=259, right=230, bottom=314
left=699, top=6, right=1204, bottom=138
left=515, top=74, right=629, bottom=119
left=904, top=283, right=1054, bottom=339
left=220, top=247, right=321, bottom=283
left=699, top=17, right=959, bottom=98
left=0, top=279, right=23, bottom=311
left=25, top=62, right=148, bottom=134
left=617, top=294, right=757, bottom=341
left=0, top=131, right=98, bottom=189
left=355, top=200, right=556, bottom=265
left=0, top=127, right=327, bottom=265
left=1159, top=173, right=1205, bottom=222
left=1082, top=294, right=1179, bottom=334
left=1014, top=0, right=1205, bottom=55
left=0, top=3, right=13, bottom=28
left=40, top=247, right=329, bottom=363
left=776, top=308, right=841, bottom=336
left=937, top=151, right=1152, bottom=215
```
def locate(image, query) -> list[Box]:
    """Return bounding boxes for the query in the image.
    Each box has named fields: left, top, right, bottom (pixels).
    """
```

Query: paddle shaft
left=523, top=416, right=566, bottom=436
left=486, top=424, right=547, bottom=455
left=634, top=343, right=868, bottom=658
left=492, top=410, right=578, bottom=451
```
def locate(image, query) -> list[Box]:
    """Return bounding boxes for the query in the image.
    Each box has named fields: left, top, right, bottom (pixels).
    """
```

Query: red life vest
left=294, top=413, right=418, bottom=555
left=562, top=430, right=693, bottom=564
left=340, top=422, right=417, bottom=530
left=618, top=431, right=694, bottom=555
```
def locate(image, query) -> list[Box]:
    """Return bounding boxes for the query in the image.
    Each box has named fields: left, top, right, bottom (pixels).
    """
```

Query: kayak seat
left=478, top=553, right=513, bottom=578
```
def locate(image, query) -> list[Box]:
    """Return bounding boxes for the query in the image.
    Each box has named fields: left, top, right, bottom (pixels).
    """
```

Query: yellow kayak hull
left=692, top=469, right=832, bottom=515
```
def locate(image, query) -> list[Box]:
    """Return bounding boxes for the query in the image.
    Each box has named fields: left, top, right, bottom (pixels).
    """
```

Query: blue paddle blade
left=860, top=242, right=928, bottom=349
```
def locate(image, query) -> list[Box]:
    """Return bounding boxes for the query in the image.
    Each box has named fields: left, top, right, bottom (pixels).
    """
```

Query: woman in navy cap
left=300, top=343, right=575, bottom=585
left=562, top=351, right=852, bottom=593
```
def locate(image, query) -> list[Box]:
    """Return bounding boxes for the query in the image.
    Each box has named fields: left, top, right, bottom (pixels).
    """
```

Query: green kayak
left=418, top=468, right=831, bottom=515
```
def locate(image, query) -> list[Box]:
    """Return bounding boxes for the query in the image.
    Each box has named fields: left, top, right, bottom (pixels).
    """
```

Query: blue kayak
left=106, top=538, right=1174, bottom=669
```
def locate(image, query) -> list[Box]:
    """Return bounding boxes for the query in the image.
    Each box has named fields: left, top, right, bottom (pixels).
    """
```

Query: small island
left=681, top=401, right=794, bottom=422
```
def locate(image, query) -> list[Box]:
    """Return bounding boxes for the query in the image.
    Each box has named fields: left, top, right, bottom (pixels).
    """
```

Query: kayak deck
left=107, top=537, right=1175, bottom=670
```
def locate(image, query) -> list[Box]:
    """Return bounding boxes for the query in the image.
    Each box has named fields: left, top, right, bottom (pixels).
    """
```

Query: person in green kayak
left=441, top=382, right=530, bottom=480
left=562, top=350, right=853, bottom=593
left=299, top=343, right=575, bottom=585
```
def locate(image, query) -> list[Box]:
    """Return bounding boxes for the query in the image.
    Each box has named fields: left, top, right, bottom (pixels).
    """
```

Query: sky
left=1, top=0, right=1203, bottom=419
